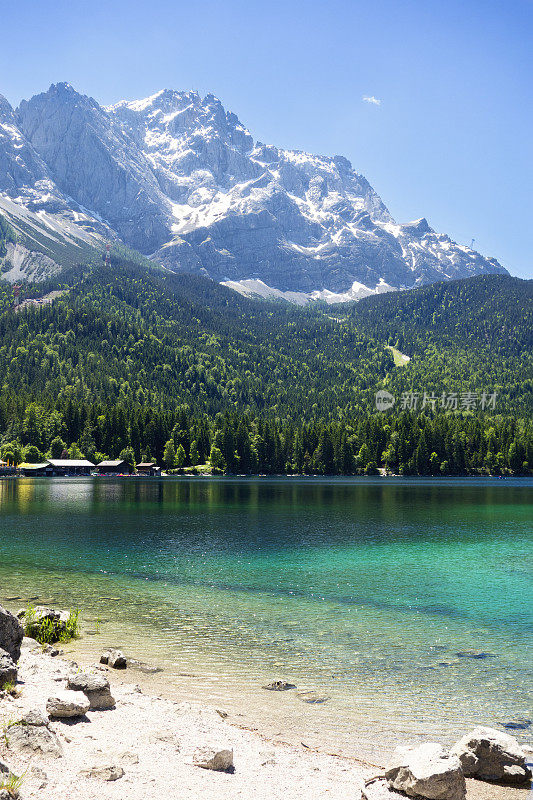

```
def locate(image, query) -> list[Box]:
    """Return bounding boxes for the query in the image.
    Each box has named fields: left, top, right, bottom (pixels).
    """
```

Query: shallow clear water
left=0, top=477, right=531, bottom=761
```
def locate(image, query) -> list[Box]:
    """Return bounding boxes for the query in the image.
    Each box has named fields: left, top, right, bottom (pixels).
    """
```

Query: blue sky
left=1, top=0, right=531, bottom=278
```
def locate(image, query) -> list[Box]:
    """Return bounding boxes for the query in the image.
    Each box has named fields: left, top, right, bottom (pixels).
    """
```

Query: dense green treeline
left=0, top=261, right=531, bottom=475
left=2, top=399, right=531, bottom=476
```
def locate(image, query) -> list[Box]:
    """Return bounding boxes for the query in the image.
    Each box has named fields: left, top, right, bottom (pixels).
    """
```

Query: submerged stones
left=385, top=743, right=466, bottom=800
left=0, top=605, right=23, bottom=662
left=67, top=671, right=115, bottom=709
left=263, top=680, right=296, bottom=691
left=455, top=651, right=495, bottom=660
left=501, top=717, right=531, bottom=731
left=451, top=726, right=532, bottom=784
left=127, top=658, right=162, bottom=674
left=296, top=688, right=330, bottom=704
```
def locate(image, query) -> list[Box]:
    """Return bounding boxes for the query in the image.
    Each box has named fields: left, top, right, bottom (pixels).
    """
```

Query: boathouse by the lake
left=96, top=459, right=133, bottom=475
left=47, top=459, right=95, bottom=476
left=136, top=462, right=161, bottom=476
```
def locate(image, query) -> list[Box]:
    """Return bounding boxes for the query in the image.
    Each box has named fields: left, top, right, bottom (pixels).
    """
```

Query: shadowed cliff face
left=0, top=83, right=507, bottom=298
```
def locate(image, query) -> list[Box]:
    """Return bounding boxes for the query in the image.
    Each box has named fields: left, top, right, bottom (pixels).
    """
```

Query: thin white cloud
left=363, top=95, right=381, bottom=106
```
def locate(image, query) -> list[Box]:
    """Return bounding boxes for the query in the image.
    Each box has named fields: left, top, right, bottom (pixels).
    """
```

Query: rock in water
left=0, top=605, right=24, bottom=661
left=67, top=671, right=115, bottom=709
left=0, top=648, right=17, bottom=688
left=451, top=726, right=532, bottom=784
left=385, top=742, right=466, bottom=800
left=46, top=690, right=90, bottom=718
left=263, top=680, right=296, bottom=691
left=296, top=688, right=330, bottom=704
left=193, top=747, right=234, bottom=772
left=100, top=649, right=127, bottom=669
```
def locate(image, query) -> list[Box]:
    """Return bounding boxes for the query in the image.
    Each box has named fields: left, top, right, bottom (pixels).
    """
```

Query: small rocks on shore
left=79, top=763, right=125, bottom=781
left=362, top=776, right=407, bottom=800
left=193, top=746, right=234, bottom=772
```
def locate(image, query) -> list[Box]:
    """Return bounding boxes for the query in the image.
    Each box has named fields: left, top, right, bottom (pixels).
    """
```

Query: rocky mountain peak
left=0, top=94, right=13, bottom=119
left=0, top=82, right=507, bottom=300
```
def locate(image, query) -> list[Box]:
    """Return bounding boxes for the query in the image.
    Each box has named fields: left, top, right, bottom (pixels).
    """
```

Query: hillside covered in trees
left=0, top=257, right=531, bottom=476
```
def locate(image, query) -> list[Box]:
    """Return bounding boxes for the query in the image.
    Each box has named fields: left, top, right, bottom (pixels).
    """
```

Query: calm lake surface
left=0, top=477, right=531, bottom=761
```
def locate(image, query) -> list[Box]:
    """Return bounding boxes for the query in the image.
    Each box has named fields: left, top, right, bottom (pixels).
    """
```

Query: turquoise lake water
left=0, top=477, right=531, bottom=760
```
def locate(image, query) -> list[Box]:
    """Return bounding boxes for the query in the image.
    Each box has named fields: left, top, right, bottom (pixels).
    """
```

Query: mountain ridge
left=0, top=82, right=507, bottom=299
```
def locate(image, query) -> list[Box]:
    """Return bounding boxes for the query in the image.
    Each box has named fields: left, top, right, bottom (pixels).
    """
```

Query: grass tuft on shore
left=0, top=770, right=23, bottom=798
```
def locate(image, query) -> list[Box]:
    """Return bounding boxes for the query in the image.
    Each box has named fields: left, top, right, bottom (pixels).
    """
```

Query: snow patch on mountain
left=222, top=277, right=396, bottom=305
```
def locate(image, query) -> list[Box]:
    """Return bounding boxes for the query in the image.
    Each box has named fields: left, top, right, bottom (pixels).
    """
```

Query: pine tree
left=163, top=439, right=177, bottom=469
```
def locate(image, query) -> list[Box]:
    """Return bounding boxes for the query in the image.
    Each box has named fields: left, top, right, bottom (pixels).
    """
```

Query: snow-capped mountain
left=0, top=83, right=507, bottom=298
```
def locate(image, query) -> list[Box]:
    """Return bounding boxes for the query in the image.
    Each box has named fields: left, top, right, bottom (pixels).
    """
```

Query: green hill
left=0, top=263, right=531, bottom=476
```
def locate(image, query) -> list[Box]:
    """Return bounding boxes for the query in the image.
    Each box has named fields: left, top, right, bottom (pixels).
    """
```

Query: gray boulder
left=67, top=671, right=115, bottom=709
left=0, top=648, right=17, bottom=689
left=193, top=746, right=234, bottom=772
left=451, top=726, right=531, bottom=784
left=46, top=690, right=90, bottom=718
left=0, top=605, right=23, bottom=661
left=5, top=711, right=63, bottom=758
left=385, top=743, right=466, bottom=800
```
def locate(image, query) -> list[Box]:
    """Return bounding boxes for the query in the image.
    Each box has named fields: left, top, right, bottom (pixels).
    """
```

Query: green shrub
left=23, top=606, right=80, bottom=645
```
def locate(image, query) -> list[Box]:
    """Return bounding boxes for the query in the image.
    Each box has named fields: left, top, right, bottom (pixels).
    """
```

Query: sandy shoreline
left=0, top=640, right=530, bottom=799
